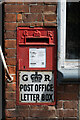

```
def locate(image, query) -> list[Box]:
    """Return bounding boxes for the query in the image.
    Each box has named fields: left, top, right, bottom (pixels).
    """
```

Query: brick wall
left=4, top=2, right=79, bottom=120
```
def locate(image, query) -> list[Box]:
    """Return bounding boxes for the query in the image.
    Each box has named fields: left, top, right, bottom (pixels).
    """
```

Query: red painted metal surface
left=16, top=27, right=57, bottom=105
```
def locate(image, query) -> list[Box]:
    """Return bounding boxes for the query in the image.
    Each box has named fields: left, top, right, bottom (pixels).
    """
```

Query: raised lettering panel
left=19, top=71, right=54, bottom=103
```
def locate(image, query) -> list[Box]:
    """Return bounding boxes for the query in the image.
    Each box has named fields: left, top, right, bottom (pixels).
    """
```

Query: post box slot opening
left=26, top=38, right=49, bottom=43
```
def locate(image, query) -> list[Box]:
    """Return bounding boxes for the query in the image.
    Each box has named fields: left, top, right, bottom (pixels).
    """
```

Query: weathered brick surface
left=17, top=22, right=31, bottom=27
left=16, top=105, right=29, bottom=110
left=30, top=5, right=44, bottom=13
left=5, top=117, right=16, bottom=120
left=4, top=31, right=16, bottom=39
left=4, top=2, right=79, bottom=120
left=4, top=4, right=29, bottom=13
left=29, top=110, right=57, bottom=118
left=23, top=14, right=43, bottom=22
left=17, top=117, right=24, bottom=120
left=5, top=40, right=16, bottom=48
left=17, top=22, right=43, bottom=27
left=5, top=23, right=17, bottom=31
left=44, top=2, right=57, bottom=5
left=25, top=118, right=63, bottom=120
left=44, top=22, right=57, bottom=26
left=57, top=92, right=78, bottom=100
left=58, top=110, right=77, bottom=117
left=57, top=101, right=63, bottom=109
left=5, top=49, right=16, bottom=57
left=44, top=5, right=57, bottom=13
left=64, top=85, right=78, bottom=93
left=30, top=105, right=48, bottom=110
left=4, top=14, right=16, bottom=22
left=5, top=110, right=28, bottom=117
left=23, top=14, right=38, bottom=22
left=8, top=66, right=16, bottom=74
left=5, top=100, right=16, bottom=109
left=64, top=101, right=78, bottom=109
left=44, top=14, right=56, bottom=22
left=64, top=118, right=77, bottom=120
left=6, top=83, right=16, bottom=91
left=6, top=57, right=16, bottom=66
left=5, top=92, right=16, bottom=100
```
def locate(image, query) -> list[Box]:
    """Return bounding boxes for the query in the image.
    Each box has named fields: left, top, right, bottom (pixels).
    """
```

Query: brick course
left=5, top=40, right=16, bottom=48
left=5, top=4, right=29, bottom=13
left=5, top=92, right=16, bottom=100
left=3, top=2, right=79, bottom=120
left=5, top=13, right=16, bottom=22
left=4, top=31, right=16, bottom=39
left=5, top=49, right=16, bottom=57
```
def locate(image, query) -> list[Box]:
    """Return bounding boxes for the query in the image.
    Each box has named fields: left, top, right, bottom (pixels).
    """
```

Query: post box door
left=17, top=27, right=57, bottom=105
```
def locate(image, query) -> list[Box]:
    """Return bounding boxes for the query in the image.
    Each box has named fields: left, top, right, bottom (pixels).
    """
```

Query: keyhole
left=23, top=66, right=25, bottom=69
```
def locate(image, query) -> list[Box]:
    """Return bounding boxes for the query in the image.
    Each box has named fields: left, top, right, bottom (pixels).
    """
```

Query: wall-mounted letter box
left=17, top=27, right=57, bottom=105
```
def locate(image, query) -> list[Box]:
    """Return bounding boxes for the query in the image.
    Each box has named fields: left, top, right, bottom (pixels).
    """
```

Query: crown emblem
left=31, top=72, right=42, bottom=82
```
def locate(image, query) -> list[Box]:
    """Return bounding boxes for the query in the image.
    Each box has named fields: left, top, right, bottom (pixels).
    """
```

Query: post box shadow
left=57, top=71, right=64, bottom=84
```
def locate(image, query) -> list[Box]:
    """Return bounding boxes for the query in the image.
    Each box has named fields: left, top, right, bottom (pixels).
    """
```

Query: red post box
left=17, top=27, right=57, bottom=105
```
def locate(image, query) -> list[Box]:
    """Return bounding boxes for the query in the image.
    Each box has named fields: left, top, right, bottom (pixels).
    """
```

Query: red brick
left=16, top=2, right=23, bottom=4
left=30, top=2, right=43, bottom=5
left=64, top=118, right=77, bottom=120
left=57, top=101, right=63, bottom=109
left=4, top=14, right=16, bottom=22
left=57, top=92, right=78, bottom=100
left=4, top=31, right=16, bottom=39
left=44, top=2, right=57, bottom=5
left=5, top=23, right=17, bottom=31
left=17, top=14, right=22, bottom=22
left=48, top=106, right=56, bottom=110
left=64, top=101, right=78, bottom=109
left=58, top=110, right=77, bottom=117
left=24, top=2, right=31, bottom=5
left=44, top=14, right=56, bottom=22
left=6, top=58, right=16, bottom=66
left=17, top=117, right=24, bottom=120
left=4, top=4, right=29, bottom=13
left=5, top=49, right=16, bottom=57
left=44, top=22, right=57, bottom=26
left=30, top=22, right=43, bottom=27
left=64, top=85, right=79, bottom=93
left=5, top=40, right=16, bottom=48
left=23, top=14, right=41, bottom=22
left=5, top=117, right=16, bottom=120
left=29, top=105, right=48, bottom=110
left=64, top=110, right=77, bottom=117
left=8, top=66, right=16, bottom=74
left=25, top=118, right=62, bottom=120
left=57, top=85, right=64, bottom=93
left=5, top=100, right=16, bottom=109
left=4, top=1, right=22, bottom=4
left=16, top=105, right=29, bottom=110
left=5, top=110, right=16, bottom=117
left=37, top=14, right=43, bottom=21
left=6, top=83, right=16, bottom=91
left=5, top=110, right=28, bottom=117
left=44, top=5, right=57, bottom=13
left=29, top=110, right=57, bottom=118
left=5, top=92, right=16, bottom=100
left=30, top=5, right=44, bottom=13
left=57, top=119, right=63, bottom=120
left=17, top=23, right=31, bottom=27
left=17, top=22, right=43, bottom=27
